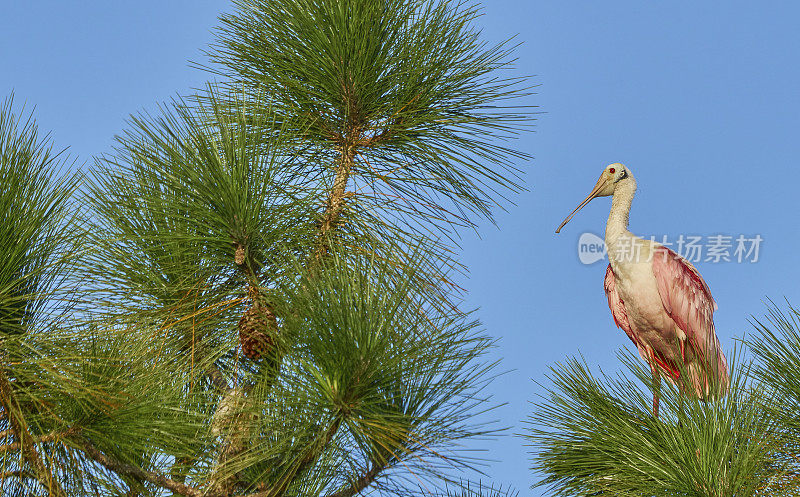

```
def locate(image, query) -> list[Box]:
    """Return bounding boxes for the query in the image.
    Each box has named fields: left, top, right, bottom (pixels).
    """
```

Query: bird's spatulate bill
left=555, top=174, right=609, bottom=233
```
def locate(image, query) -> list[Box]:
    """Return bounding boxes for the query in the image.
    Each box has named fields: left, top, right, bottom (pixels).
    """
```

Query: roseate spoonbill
left=556, top=163, right=728, bottom=417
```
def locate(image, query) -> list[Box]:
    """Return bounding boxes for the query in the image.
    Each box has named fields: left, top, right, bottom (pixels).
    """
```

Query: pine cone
left=234, top=244, right=246, bottom=265
left=238, top=303, right=276, bottom=360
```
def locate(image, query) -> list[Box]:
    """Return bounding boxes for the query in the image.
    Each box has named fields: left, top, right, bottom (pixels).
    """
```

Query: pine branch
left=0, top=426, right=77, bottom=453
left=0, top=470, right=30, bottom=480
left=75, top=438, right=206, bottom=497
left=0, top=368, right=66, bottom=497
left=208, top=384, right=257, bottom=495
left=315, top=146, right=356, bottom=259
left=269, top=414, right=344, bottom=497
left=75, top=433, right=374, bottom=497
left=526, top=350, right=781, bottom=496
left=209, top=130, right=356, bottom=493
left=71, top=0, right=530, bottom=494
left=207, top=362, right=230, bottom=392
left=76, top=433, right=366, bottom=497
left=324, top=462, right=384, bottom=497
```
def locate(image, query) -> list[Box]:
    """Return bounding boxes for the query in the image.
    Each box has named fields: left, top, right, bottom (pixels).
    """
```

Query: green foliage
left=201, top=251, right=502, bottom=495
left=749, top=304, right=800, bottom=426
left=85, top=90, right=314, bottom=322
left=0, top=95, right=80, bottom=337
left=208, top=0, right=531, bottom=238
left=2, top=0, right=531, bottom=495
left=0, top=95, right=80, bottom=495
left=437, top=482, right=519, bottom=497
left=748, top=303, right=800, bottom=493
left=525, top=339, right=800, bottom=496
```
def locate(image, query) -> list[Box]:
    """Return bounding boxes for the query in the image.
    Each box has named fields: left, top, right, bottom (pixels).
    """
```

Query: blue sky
left=3, top=1, right=800, bottom=494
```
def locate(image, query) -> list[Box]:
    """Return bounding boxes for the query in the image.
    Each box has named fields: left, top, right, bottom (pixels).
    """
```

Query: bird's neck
left=605, top=178, right=637, bottom=245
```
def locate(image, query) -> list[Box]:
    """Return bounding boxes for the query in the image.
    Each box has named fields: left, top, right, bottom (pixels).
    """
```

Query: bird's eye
left=609, top=167, right=616, bottom=174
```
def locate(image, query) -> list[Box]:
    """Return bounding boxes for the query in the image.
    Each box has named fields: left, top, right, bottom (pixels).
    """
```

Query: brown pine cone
left=238, top=303, right=277, bottom=360
left=234, top=244, right=246, bottom=265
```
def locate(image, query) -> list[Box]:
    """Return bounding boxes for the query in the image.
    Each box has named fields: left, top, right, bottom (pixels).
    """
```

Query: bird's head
left=555, top=163, right=634, bottom=233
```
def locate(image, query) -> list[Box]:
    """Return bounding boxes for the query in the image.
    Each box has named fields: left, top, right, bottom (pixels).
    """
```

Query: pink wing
left=605, top=264, right=681, bottom=379
left=651, top=246, right=728, bottom=391
left=604, top=264, right=635, bottom=344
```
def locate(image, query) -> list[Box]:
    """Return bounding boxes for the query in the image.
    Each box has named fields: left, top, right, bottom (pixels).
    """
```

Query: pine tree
left=0, top=0, right=530, bottom=496
left=525, top=303, right=800, bottom=496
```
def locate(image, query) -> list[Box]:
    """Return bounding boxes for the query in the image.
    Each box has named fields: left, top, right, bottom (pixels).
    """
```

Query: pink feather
left=604, top=246, right=729, bottom=398
left=651, top=246, right=728, bottom=396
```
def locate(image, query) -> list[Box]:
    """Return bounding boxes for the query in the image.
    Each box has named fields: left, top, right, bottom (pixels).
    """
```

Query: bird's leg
left=652, top=382, right=660, bottom=418
left=677, top=379, right=685, bottom=428
left=650, top=364, right=661, bottom=418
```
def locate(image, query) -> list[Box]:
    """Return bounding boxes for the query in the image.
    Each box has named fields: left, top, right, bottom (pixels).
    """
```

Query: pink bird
left=556, top=163, right=729, bottom=417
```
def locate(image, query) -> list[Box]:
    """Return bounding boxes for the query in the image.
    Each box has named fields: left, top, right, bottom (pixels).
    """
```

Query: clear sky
left=3, top=1, right=800, bottom=495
